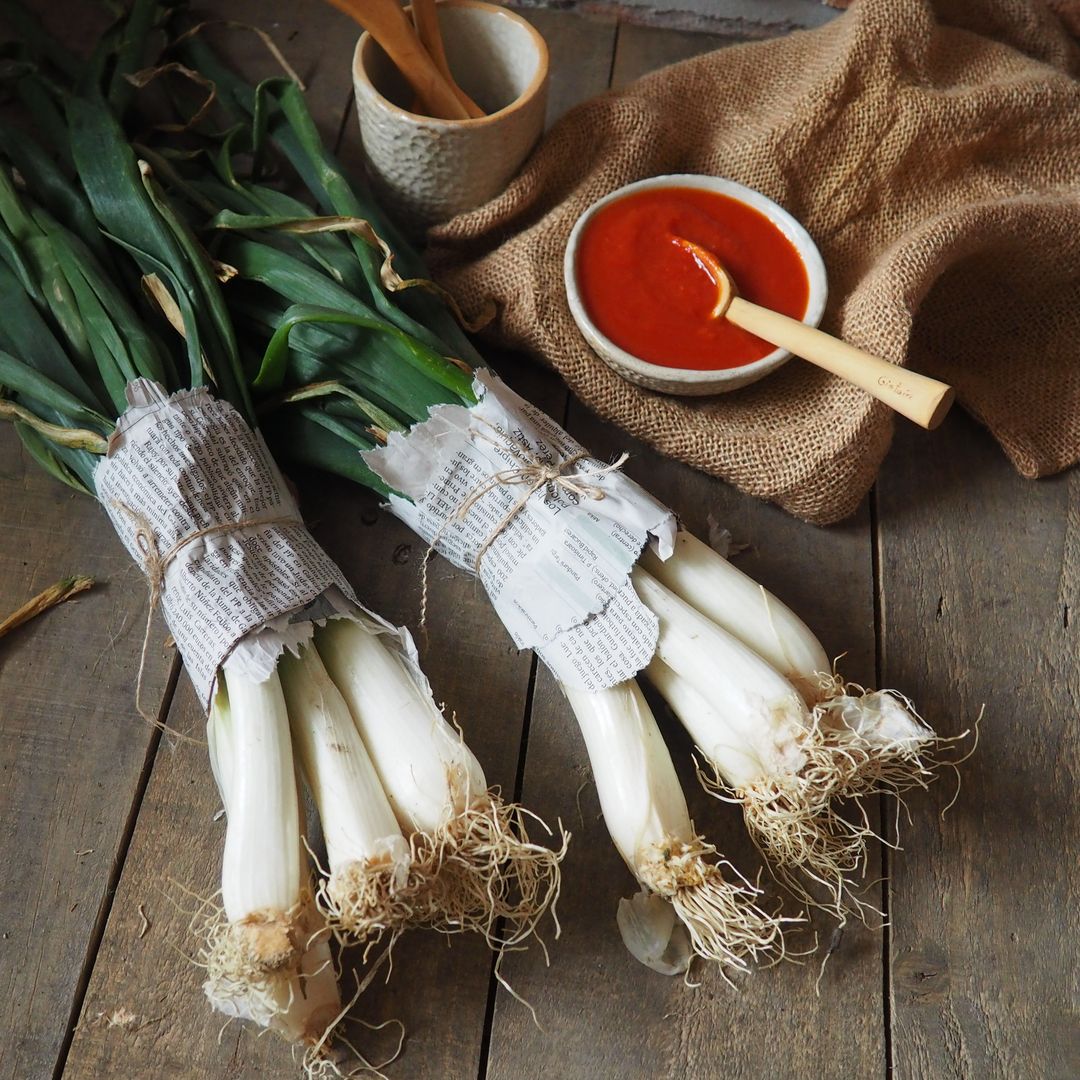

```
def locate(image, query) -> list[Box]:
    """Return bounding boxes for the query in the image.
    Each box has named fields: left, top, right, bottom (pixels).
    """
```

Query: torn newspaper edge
left=95, top=379, right=423, bottom=709
left=365, top=371, right=677, bottom=691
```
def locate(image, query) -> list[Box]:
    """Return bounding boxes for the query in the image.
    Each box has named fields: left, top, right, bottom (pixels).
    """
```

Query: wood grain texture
left=877, top=413, right=1080, bottom=1080
left=0, top=424, right=174, bottom=1080
left=198, top=0, right=369, bottom=122
left=527, top=9, right=618, bottom=129
left=481, top=27, right=885, bottom=1080
left=485, top=397, right=884, bottom=1080
left=611, top=24, right=748, bottom=88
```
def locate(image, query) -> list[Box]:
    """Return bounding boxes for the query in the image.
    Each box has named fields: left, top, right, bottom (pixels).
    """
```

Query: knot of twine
left=110, top=501, right=300, bottom=736
left=419, top=425, right=629, bottom=629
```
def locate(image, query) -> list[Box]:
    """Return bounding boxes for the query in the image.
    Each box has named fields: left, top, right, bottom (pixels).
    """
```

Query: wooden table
left=1, top=4, right=1075, bottom=1078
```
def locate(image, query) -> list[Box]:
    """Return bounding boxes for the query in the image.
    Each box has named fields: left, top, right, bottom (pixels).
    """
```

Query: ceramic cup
left=564, top=175, right=829, bottom=396
left=352, top=0, right=549, bottom=233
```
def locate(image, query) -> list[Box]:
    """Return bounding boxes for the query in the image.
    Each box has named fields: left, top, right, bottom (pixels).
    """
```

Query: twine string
left=419, top=424, right=629, bottom=629
left=110, top=501, right=301, bottom=736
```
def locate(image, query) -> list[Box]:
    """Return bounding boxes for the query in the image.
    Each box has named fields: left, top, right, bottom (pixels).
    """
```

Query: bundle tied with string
left=365, top=369, right=678, bottom=693
left=461, top=440, right=629, bottom=573
left=418, top=417, right=629, bottom=631
left=362, top=368, right=978, bottom=957
left=360, top=372, right=811, bottom=972
left=96, top=378, right=360, bottom=712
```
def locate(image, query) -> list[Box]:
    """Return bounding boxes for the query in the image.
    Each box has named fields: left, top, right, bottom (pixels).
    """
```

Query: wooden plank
left=0, top=11, right=183, bottom=1077
left=484, top=405, right=884, bottom=1080
left=0, top=5, right=361, bottom=1078
left=527, top=10, right=618, bottom=128
left=485, top=23, right=883, bottom=1080
left=0, top=425, right=175, bottom=1080
left=0, top=4, right=110, bottom=55
left=877, top=413, right=1080, bottom=1078
left=191, top=0, right=365, bottom=132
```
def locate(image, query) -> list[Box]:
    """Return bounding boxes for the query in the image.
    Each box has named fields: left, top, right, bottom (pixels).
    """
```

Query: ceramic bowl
left=352, top=0, right=549, bottom=233
left=563, top=175, right=829, bottom=395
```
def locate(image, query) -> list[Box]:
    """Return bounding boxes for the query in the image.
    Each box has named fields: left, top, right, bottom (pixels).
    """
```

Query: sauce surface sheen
left=576, top=186, right=811, bottom=370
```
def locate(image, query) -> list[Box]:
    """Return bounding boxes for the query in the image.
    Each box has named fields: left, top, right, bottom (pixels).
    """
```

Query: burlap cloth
left=426, top=0, right=1080, bottom=525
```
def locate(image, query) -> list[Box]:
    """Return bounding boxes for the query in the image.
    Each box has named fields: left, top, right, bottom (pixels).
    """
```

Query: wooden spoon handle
left=726, top=296, right=955, bottom=430
left=327, top=0, right=470, bottom=120
left=411, top=0, right=485, bottom=118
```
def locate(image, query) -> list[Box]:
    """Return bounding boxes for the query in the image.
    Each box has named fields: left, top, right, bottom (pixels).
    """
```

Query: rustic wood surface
left=0, top=3, right=1075, bottom=1079
left=878, top=416, right=1080, bottom=1080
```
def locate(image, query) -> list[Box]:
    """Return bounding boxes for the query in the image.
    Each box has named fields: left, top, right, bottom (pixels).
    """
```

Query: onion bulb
left=279, top=642, right=427, bottom=942
left=202, top=668, right=340, bottom=1052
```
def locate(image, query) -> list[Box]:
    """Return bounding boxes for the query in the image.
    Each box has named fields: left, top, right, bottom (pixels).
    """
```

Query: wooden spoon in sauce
left=673, top=237, right=955, bottom=430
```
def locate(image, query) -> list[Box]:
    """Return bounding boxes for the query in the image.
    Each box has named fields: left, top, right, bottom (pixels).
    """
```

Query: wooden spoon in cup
left=327, top=0, right=470, bottom=119
left=411, top=0, right=484, bottom=117
left=673, top=237, right=955, bottom=430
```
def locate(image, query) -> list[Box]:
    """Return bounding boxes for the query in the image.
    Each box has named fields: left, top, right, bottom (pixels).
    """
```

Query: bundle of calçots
left=145, top=30, right=960, bottom=962
left=0, top=4, right=564, bottom=1070
left=3, top=0, right=960, bottom=1008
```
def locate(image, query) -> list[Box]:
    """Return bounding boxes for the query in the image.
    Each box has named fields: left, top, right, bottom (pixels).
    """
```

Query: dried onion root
left=198, top=891, right=340, bottom=1053
left=637, top=532, right=968, bottom=919
left=419, top=788, right=568, bottom=950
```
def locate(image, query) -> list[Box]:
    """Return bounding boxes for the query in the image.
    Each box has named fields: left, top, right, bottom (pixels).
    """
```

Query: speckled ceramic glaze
left=564, top=175, right=829, bottom=396
left=353, top=0, right=549, bottom=233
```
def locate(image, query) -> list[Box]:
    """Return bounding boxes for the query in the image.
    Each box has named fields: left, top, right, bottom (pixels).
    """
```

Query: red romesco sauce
left=576, top=186, right=810, bottom=370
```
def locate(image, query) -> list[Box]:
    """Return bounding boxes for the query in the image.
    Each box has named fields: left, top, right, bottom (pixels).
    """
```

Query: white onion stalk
left=640, top=532, right=830, bottom=700
left=201, top=670, right=341, bottom=1053
left=316, top=618, right=565, bottom=947
left=641, top=531, right=943, bottom=739
left=561, top=679, right=792, bottom=976
left=279, top=642, right=429, bottom=945
left=633, top=560, right=942, bottom=916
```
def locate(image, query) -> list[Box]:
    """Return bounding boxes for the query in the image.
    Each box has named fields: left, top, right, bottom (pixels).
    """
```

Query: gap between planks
left=474, top=650, right=541, bottom=1080
left=870, top=483, right=895, bottom=1080
left=52, top=653, right=183, bottom=1080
